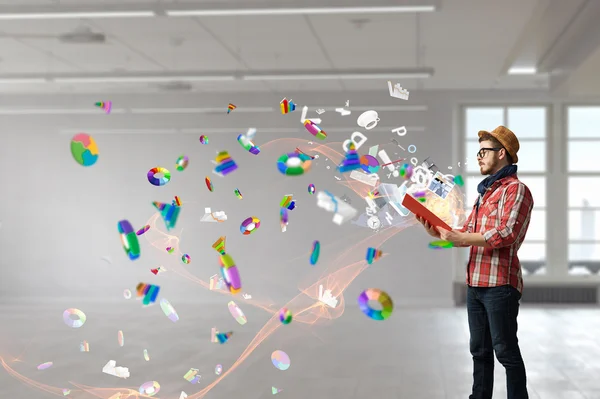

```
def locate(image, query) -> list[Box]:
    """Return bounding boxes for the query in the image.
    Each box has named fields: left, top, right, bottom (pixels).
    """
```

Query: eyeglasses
left=477, top=147, right=502, bottom=159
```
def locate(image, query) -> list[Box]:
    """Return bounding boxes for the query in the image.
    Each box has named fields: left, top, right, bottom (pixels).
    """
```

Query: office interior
left=1, top=1, right=600, bottom=398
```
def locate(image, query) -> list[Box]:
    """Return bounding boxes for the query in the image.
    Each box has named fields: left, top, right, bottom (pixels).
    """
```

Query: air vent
left=59, top=26, right=106, bottom=44
left=350, top=18, right=371, bottom=29
left=453, top=282, right=599, bottom=304
left=157, top=81, right=193, bottom=91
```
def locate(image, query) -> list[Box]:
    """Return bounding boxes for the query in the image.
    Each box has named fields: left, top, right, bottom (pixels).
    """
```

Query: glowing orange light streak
left=0, top=138, right=464, bottom=399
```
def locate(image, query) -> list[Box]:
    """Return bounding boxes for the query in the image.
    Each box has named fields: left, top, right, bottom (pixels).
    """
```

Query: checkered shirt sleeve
left=482, top=183, right=534, bottom=248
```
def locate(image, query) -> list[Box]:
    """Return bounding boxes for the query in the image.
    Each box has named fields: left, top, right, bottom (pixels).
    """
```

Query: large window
left=462, top=106, right=547, bottom=275
left=568, top=107, right=600, bottom=275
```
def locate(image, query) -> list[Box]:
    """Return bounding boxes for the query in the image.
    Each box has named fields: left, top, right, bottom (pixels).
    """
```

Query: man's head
left=477, top=126, right=520, bottom=176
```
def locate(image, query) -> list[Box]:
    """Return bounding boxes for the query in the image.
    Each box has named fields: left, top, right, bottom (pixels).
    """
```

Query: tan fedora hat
left=478, top=125, right=520, bottom=164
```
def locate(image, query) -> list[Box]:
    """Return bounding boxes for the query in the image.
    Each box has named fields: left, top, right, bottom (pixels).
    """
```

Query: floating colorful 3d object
left=166, top=247, right=174, bottom=254
left=295, top=147, right=315, bottom=159
left=183, top=368, right=200, bottom=384
left=160, top=298, right=179, bottom=322
left=147, top=167, right=171, bottom=186
left=70, top=133, right=99, bottom=167
left=366, top=247, right=383, bottom=264
left=199, top=135, right=209, bottom=144
left=139, top=381, right=160, bottom=397
left=310, top=240, right=320, bottom=265
left=136, top=224, right=150, bottom=236
left=181, top=254, right=191, bottom=264
left=278, top=307, right=292, bottom=324
left=212, top=236, right=242, bottom=294
left=454, top=175, right=465, bottom=186
left=338, top=142, right=361, bottom=173
left=360, top=155, right=380, bottom=173
left=216, top=331, right=233, bottom=344
left=175, top=155, right=189, bottom=171
left=95, top=101, right=111, bottom=114
left=280, top=98, right=296, bottom=114
left=118, top=220, right=140, bottom=261
left=204, top=176, right=214, bottom=192
left=136, top=283, right=160, bottom=306
left=228, top=301, right=247, bottom=325
left=277, top=152, right=312, bottom=176
left=367, top=189, right=379, bottom=199
left=271, top=350, right=291, bottom=370
left=174, top=196, right=182, bottom=206
left=303, top=120, right=327, bottom=140
left=280, top=195, right=292, bottom=207
left=152, top=201, right=180, bottom=230
left=209, top=274, right=225, bottom=290
left=37, top=362, right=53, bottom=370
left=212, top=236, right=226, bottom=255
left=237, top=134, right=260, bottom=155
left=214, top=151, right=238, bottom=176
left=240, top=216, right=260, bottom=235
left=227, top=103, right=236, bottom=114
left=280, top=194, right=296, bottom=210
left=358, top=288, right=393, bottom=320
left=150, top=266, right=165, bottom=275
left=280, top=207, right=289, bottom=232
left=414, top=190, right=427, bottom=203
left=80, top=340, right=89, bottom=352
left=428, top=240, right=454, bottom=249
left=63, top=308, right=86, bottom=328
left=308, top=183, right=316, bottom=194
left=399, top=163, right=413, bottom=179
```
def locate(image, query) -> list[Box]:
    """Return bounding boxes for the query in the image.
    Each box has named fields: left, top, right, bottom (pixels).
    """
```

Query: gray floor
left=1, top=300, right=600, bottom=399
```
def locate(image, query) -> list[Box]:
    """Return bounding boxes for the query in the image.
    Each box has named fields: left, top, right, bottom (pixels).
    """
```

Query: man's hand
left=439, top=228, right=465, bottom=246
left=416, top=216, right=441, bottom=238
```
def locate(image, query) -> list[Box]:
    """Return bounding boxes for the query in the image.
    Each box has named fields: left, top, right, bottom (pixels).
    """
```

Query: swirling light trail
left=0, top=137, right=463, bottom=399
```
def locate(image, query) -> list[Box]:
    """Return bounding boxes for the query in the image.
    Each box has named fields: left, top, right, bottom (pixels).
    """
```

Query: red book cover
left=402, top=194, right=452, bottom=231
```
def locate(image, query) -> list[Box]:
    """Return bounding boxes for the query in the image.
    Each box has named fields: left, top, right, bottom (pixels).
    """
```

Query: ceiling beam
left=498, top=0, right=551, bottom=75
left=538, top=0, right=600, bottom=74
left=499, top=0, right=599, bottom=76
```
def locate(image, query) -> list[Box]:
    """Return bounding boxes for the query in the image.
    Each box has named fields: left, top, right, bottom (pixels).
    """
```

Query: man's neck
left=489, top=163, right=509, bottom=175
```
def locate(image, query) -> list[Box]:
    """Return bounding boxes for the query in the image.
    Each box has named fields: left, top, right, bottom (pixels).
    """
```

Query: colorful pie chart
left=360, top=155, right=380, bottom=173
left=70, top=133, right=99, bottom=167
left=271, top=350, right=290, bottom=371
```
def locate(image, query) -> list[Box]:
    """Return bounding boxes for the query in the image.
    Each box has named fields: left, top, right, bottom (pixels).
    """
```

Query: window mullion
left=547, top=102, right=568, bottom=278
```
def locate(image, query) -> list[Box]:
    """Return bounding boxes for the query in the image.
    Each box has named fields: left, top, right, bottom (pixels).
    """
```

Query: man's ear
left=499, top=148, right=507, bottom=160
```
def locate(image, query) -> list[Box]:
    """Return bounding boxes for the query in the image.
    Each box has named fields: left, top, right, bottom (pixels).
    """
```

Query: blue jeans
left=467, top=285, right=528, bottom=399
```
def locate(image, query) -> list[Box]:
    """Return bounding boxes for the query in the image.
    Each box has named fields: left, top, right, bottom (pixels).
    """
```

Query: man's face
left=477, top=140, right=501, bottom=175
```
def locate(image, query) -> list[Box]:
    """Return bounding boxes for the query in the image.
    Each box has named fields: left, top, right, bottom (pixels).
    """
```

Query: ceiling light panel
left=165, top=6, right=436, bottom=17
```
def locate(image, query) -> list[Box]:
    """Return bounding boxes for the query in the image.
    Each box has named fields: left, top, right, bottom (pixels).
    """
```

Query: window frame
left=567, top=105, right=600, bottom=273
left=456, top=104, right=550, bottom=281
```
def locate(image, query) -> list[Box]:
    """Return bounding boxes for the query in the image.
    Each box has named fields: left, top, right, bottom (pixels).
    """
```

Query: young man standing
left=417, top=126, right=534, bottom=399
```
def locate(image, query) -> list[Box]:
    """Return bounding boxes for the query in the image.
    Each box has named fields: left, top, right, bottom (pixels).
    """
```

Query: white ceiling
left=0, top=0, right=594, bottom=94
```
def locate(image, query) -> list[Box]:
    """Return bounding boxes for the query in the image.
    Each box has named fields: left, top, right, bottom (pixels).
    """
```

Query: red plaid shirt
left=460, top=175, right=534, bottom=293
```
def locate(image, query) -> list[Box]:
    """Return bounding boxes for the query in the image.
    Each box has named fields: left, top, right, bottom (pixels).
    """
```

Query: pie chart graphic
left=360, top=154, right=380, bottom=173
left=271, top=350, right=290, bottom=371
left=70, top=133, right=99, bottom=167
